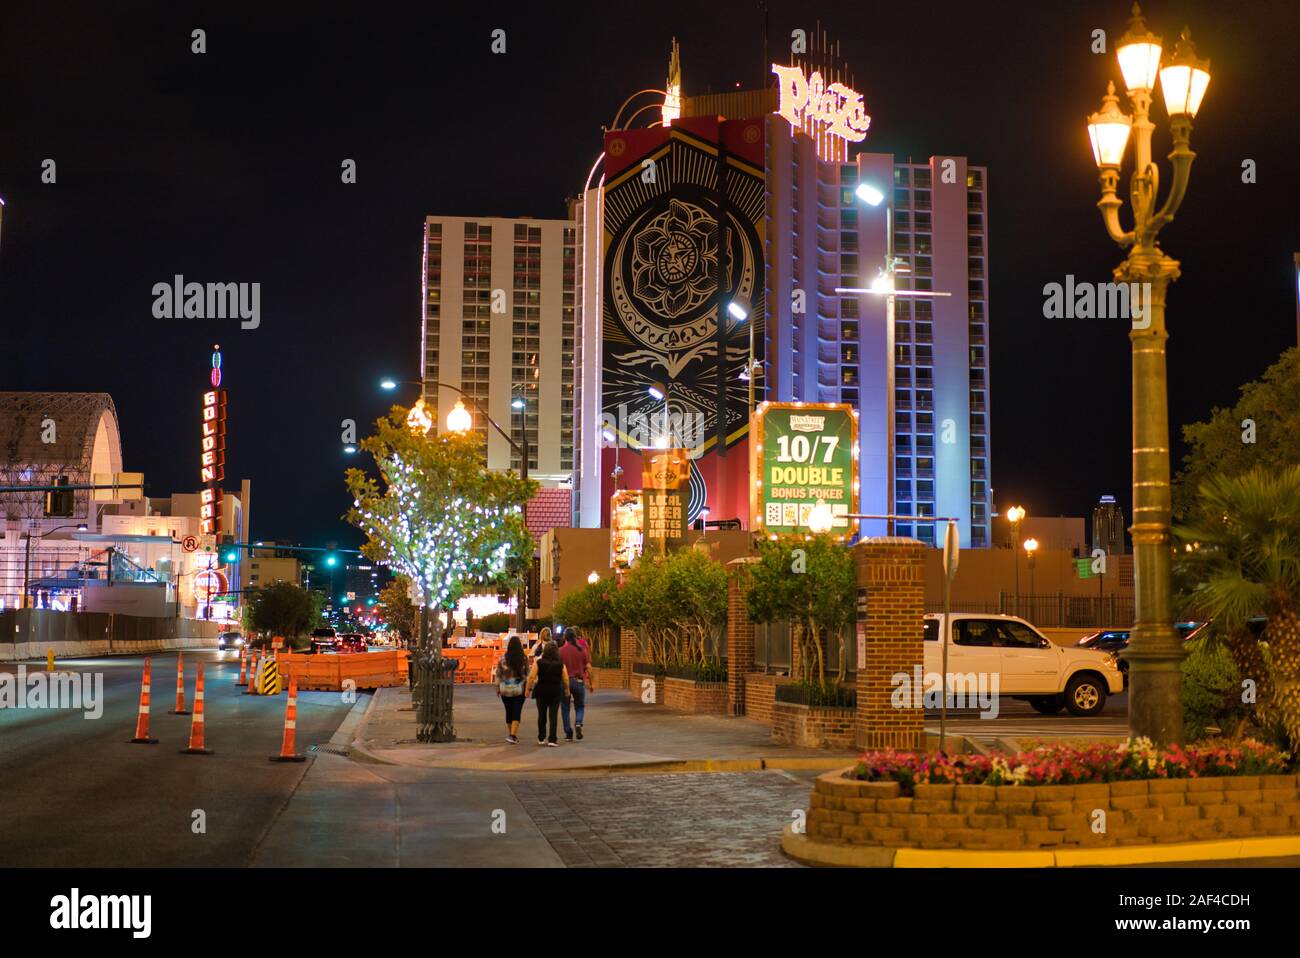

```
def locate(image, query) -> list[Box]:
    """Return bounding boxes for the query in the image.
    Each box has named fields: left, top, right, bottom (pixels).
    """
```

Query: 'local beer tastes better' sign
left=749, top=402, right=858, bottom=536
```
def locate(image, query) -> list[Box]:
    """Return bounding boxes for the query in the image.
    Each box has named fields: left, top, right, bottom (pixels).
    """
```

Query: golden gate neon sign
left=199, top=348, right=227, bottom=536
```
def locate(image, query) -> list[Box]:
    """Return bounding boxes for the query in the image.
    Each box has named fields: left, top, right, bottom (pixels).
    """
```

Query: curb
left=781, top=824, right=1300, bottom=868
left=347, top=687, right=400, bottom=765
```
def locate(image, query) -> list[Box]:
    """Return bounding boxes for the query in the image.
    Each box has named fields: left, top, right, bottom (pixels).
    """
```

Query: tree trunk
left=1225, top=623, right=1272, bottom=727
left=1266, top=604, right=1300, bottom=751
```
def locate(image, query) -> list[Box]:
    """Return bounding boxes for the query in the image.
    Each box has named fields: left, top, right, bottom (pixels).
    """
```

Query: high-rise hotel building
left=419, top=215, right=577, bottom=484
left=571, top=41, right=994, bottom=547
left=767, top=148, right=993, bottom=547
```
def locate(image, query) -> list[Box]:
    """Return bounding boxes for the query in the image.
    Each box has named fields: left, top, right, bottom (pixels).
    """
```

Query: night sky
left=1, top=0, right=1296, bottom=548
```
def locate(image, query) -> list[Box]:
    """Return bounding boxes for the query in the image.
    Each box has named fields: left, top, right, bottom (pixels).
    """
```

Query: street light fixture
left=587, top=570, right=600, bottom=585
left=807, top=500, right=835, bottom=535
left=445, top=400, right=473, bottom=433
left=1087, top=1, right=1211, bottom=745
left=1023, top=537, right=1039, bottom=605
left=1005, top=505, right=1026, bottom=615
left=854, top=182, right=885, bottom=206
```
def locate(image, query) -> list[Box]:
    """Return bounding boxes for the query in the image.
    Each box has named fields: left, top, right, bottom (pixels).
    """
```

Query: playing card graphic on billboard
left=602, top=120, right=765, bottom=456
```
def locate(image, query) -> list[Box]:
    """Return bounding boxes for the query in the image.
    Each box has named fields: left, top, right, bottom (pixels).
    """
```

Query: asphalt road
left=0, top=651, right=355, bottom=866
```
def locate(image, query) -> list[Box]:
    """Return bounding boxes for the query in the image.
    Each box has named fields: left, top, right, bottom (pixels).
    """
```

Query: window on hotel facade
left=967, top=170, right=984, bottom=189
left=913, top=169, right=932, bottom=189
left=894, top=167, right=909, bottom=186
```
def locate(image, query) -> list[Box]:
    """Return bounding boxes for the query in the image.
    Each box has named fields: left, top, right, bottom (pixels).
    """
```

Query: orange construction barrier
left=236, top=647, right=248, bottom=685
left=169, top=652, right=190, bottom=715
left=180, top=662, right=214, bottom=754
left=245, top=651, right=261, bottom=695
left=443, top=647, right=501, bottom=684
left=270, top=673, right=306, bottom=762
left=279, top=649, right=409, bottom=692
left=129, top=657, right=158, bottom=744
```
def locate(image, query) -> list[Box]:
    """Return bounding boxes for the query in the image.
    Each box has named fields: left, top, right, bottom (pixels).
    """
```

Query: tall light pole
left=1005, top=505, right=1026, bottom=615
left=1023, top=537, right=1039, bottom=616
left=1086, top=2, right=1210, bottom=745
left=838, top=182, right=951, bottom=539
left=383, top=377, right=533, bottom=636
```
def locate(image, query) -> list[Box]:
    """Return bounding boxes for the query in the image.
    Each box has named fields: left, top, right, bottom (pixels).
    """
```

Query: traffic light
left=325, top=554, right=338, bottom=567
left=365, top=597, right=376, bottom=606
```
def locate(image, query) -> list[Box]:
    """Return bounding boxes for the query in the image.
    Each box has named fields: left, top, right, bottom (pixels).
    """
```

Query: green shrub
left=777, top=681, right=856, bottom=708
left=592, top=655, right=621, bottom=670
left=1181, top=639, right=1247, bottom=740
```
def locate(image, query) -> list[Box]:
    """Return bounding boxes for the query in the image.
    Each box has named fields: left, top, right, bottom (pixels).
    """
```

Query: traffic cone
left=168, top=652, right=190, bottom=714
left=245, top=651, right=261, bottom=695
left=180, top=662, right=214, bottom=755
left=236, top=647, right=248, bottom=685
left=270, top=673, right=306, bottom=762
left=129, top=658, right=158, bottom=744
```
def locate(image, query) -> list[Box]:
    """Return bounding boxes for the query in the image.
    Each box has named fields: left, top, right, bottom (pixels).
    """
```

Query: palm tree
left=1175, top=465, right=1300, bottom=749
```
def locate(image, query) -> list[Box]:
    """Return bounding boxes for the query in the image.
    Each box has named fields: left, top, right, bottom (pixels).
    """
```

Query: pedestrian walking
left=494, top=635, right=529, bottom=744
left=558, top=631, right=591, bottom=741
left=525, top=641, right=569, bottom=746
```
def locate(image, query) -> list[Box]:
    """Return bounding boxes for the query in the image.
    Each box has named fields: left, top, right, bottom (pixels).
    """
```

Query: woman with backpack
left=494, top=635, right=529, bottom=744
left=525, top=641, right=570, bottom=746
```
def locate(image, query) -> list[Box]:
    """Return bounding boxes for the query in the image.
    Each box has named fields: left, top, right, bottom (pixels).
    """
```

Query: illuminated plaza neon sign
left=771, top=64, right=870, bottom=144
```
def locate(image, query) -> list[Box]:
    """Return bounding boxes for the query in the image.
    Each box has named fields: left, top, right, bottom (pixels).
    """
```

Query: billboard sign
left=750, top=402, right=858, bottom=536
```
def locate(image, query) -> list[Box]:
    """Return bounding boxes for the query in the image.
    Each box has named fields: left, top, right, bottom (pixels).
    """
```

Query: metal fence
left=753, top=621, right=856, bottom=676
left=943, top=593, right=1135, bottom=629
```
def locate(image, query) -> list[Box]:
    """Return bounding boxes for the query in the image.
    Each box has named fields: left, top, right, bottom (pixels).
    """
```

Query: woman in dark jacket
left=494, top=635, right=529, bottom=744
left=525, top=642, right=570, bottom=746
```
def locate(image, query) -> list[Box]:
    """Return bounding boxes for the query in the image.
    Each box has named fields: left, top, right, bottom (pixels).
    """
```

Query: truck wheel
left=1065, top=674, right=1107, bottom=716
left=1029, top=695, right=1065, bottom=715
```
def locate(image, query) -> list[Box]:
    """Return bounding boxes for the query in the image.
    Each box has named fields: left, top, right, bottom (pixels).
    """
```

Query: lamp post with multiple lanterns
left=380, top=377, right=533, bottom=634
left=1086, top=2, right=1211, bottom=745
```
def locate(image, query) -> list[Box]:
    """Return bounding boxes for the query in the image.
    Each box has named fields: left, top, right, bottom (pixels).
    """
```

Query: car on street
left=309, top=627, right=338, bottom=654
left=335, top=633, right=369, bottom=654
left=216, top=630, right=245, bottom=651
left=1075, top=621, right=1212, bottom=675
left=924, top=612, right=1125, bottom=716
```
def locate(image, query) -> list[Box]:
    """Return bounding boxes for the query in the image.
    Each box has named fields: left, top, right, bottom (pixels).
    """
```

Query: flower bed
left=795, top=738, right=1300, bottom=856
left=850, top=738, right=1291, bottom=793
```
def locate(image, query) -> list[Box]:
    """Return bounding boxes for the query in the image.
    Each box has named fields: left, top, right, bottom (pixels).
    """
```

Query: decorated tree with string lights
left=345, top=405, right=537, bottom=648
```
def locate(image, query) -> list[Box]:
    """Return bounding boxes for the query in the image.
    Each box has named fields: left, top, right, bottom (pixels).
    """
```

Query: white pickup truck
left=923, top=612, right=1125, bottom=716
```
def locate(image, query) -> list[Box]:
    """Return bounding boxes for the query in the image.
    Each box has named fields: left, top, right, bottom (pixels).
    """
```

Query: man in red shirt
left=557, top=631, right=591, bottom=741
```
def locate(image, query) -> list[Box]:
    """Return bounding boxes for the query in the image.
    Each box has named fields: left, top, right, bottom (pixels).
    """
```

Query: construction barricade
left=442, top=647, right=500, bottom=684
left=278, top=649, right=409, bottom=692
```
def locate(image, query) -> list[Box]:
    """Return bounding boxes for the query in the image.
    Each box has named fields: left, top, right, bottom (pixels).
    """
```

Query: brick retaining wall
left=807, top=769, right=1300, bottom=850
left=743, top=673, right=792, bottom=725
left=590, top=665, right=624, bottom=692
left=772, top=702, right=856, bottom=749
left=663, top=677, right=728, bottom=714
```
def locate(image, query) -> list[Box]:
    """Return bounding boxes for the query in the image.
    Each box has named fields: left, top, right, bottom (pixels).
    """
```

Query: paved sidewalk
left=352, top=682, right=858, bottom=771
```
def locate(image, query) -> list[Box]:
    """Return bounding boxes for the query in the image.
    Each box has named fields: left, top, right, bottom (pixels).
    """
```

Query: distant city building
left=1092, top=494, right=1128, bottom=557
left=419, top=215, right=577, bottom=485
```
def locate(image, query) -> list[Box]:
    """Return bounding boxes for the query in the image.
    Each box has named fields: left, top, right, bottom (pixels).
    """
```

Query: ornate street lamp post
left=1086, top=3, right=1211, bottom=744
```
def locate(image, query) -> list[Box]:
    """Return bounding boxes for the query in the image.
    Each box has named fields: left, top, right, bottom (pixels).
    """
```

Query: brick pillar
left=854, top=537, right=926, bottom=751
left=726, top=557, right=758, bottom=716
left=620, top=627, right=636, bottom=692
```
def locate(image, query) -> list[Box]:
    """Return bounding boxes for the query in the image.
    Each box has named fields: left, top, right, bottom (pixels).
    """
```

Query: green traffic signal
left=325, top=554, right=338, bottom=567
left=223, top=550, right=238, bottom=563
